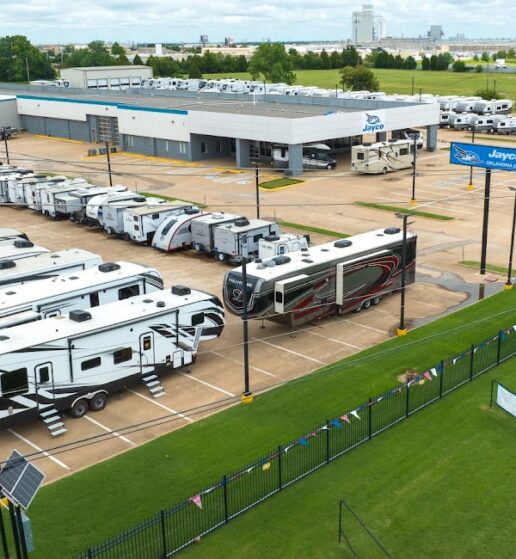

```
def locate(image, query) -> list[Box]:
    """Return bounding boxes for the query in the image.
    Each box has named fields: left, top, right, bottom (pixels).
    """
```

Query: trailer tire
left=70, top=399, right=88, bottom=418
left=382, top=167, right=388, bottom=175
left=194, top=243, right=202, bottom=253
left=123, top=232, right=130, bottom=241
left=89, top=392, right=107, bottom=412
left=216, top=252, right=226, bottom=262
left=372, top=296, right=381, bottom=305
left=106, top=227, right=113, bottom=236
left=362, top=299, right=371, bottom=309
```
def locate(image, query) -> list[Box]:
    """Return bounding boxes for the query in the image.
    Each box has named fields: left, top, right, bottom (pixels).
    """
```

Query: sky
left=2, top=0, right=515, bottom=44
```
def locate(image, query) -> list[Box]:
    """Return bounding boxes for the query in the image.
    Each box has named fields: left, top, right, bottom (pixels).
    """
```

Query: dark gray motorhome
left=191, top=213, right=243, bottom=256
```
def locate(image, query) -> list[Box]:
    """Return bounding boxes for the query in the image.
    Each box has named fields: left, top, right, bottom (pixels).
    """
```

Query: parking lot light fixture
left=505, top=186, right=516, bottom=290
left=395, top=212, right=413, bottom=336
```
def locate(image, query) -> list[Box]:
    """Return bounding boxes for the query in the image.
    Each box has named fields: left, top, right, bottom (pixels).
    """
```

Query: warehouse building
left=1, top=86, right=440, bottom=175
left=0, top=95, right=20, bottom=129
left=60, top=66, right=153, bottom=90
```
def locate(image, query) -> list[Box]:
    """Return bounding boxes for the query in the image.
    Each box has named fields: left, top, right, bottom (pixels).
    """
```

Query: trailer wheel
left=217, top=252, right=226, bottom=262
left=123, top=232, right=130, bottom=241
left=105, top=227, right=113, bottom=235
left=89, top=393, right=107, bottom=412
left=382, top=167, right=388, bottom=175
left=194, top=243, right=202, bottom=253
left=70, top=399, right=88, bottom=418
left=362, top=299, right=371, bottom=309
left=372, top=296, right=381, bottom=306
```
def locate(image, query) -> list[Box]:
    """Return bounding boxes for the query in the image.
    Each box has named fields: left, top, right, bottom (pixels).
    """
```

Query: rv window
left=357, top=152, right=365, bottom=160
left=134, top=225, right=140, bottom=231
left=278, top=245, right=286, bottom=255
left=399, top=148, right=408, bottom=156
left=143, top=336, right=152, bottom=351
left=114, top=347, right=133, bottom=364
left=242, top=234, right=248, bottom=245
left=1, top=368, right=28, bottom=396
left=81, top=357, right=101, bottom=371
left=38, top=366, right=50, bottom=384
left=253, top=234, right=263, bottom=243
left=90, top=292, right=100, bottom=307
left=118, top=285, right=140, bottom=300
left=152, top=214, right=160, bottom=220
left=275, top=292, right=283, bottom=304
left=161, top=219, right=177, bottom=235
left=134, top=216, right=138, bottom=221
left=191, top=313, right=204, bottom=326
left=178, top=225, right=189, bottom=234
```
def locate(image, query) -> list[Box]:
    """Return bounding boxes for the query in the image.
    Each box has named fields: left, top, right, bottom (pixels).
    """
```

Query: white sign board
left=496, top=383, right=516, bottom=418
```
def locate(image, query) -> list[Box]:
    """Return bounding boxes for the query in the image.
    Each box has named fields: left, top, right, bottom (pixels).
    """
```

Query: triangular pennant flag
left=319, top=425, right=330, bottom=431
left=473, top=347, right=478, bottom=354
left=331, top=419, right=342, bottom=428
left=284, top=444, right=293, bottom=453
left=419, top=378, right=425, bottom=385
left=350, top=410, right=361, bottom=420
left=190, top=495, right=202, bottom=509
left=340, top=414, right=351, bottom=424
left=246, top=465, right=255, bottom=474
left=377, top=396, right=383, bottom=403
left=512, top=325, right=516, bottom=332
left=430, top=367, right=438, bottom=377
left=423, top=371, right=432, bottom=381
left=262, top=462, right=271, bottom=471
left=452, top=357, right=458, bottom=365
left=311, top=431, right=318, bottom=437
left=299, top=437, right=309, bottom=447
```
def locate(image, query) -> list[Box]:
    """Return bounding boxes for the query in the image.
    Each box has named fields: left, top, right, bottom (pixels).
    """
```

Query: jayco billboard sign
left=450, top=142, right=516, bottom=172
left=361, top=111, right=386, bottom=134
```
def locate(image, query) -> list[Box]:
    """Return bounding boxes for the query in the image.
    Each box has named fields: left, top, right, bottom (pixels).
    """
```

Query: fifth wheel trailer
left=223, top=227, right=416, bottom=328
left=0, top=285, right=225, bottom=434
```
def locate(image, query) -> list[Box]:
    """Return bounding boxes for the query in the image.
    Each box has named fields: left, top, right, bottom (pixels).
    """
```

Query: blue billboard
left=450, top=142, right=516, bottom=172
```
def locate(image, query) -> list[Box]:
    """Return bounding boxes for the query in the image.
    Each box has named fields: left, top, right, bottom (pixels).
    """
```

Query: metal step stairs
left=40, top=407, right=67, bottom=437
left=142, top=374, right=166, bottom=398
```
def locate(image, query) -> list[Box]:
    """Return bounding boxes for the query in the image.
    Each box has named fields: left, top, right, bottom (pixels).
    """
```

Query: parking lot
left=0, top=130, right=514, bottom=483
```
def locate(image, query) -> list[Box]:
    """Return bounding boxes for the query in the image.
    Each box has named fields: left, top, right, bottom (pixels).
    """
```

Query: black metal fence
left=78, top=326, right=516, bottom=559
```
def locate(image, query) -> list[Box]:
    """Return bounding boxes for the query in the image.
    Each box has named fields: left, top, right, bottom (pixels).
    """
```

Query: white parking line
left=8, top=429, right=70, bottom=471
left=211, top=351, right=279, bottom=378
left=127, top=389, right=193, bottom=423
left=254, top=337, right=326, bottom=365
left=178, top=372, right=236, bottom=397
left=341, top=319, right=388, bottom=334
left=83, top=415, right=136, bottom=447
left=303, top=329, right=363, bottom=350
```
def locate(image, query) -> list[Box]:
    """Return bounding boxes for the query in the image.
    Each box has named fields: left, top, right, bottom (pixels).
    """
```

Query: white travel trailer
left=55, top=185, right=126, bottom=222
left=0, top=241, right=49, bottom=261
left=223, top=227, right=417, bottom=328
left=40, top=180, right=91, bottom=217
left=0, top=261, right=163, bottom=329
left=25, top=176, right=67, bottom=210
left=452, top=114, right=476, bottom=130
left=212, top=219, right=281, bottom=262
left=86, top=191, right=144, bottom=226
left=272, top=143, right=337, bottom=170
left=152, top=210, right=206, bottom=252
left=0, top=169, right=31, bottom=203
left=439, top=111, right=457, bottom=128
left=191, top=213, right=243, bottom=256
left=257, top=233, right=310, bottom=259
left=472, top=115, right=506, bottom=133
left=0, top=285, right=225, bottom=434
left=122, top=201, right=198, bottom=244
left=29, top=177, right=85, bottom=213
left=351, top=140, right=414, bottom=175
left=473, top=99, right=513, bottom=115
left=0, top=249, right=102, bottom=288
left=102, top=197, right=164, bottom=236
left=7, top=174, right=46, bottom=205
left=496, top=117, right=516, bottom=135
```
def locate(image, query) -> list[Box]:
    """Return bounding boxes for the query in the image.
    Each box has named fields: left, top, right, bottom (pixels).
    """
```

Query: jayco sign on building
left=450, top=142, right=516, bottom=172
left=361, top=111, right=386, bottom=133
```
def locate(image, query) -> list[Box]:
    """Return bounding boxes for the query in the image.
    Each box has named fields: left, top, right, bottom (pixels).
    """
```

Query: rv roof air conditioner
left=98, top=262, right=121, bottom=273
left=234, top=219, right=250, bottom=227
left=172, top=285, right=191, bottom=296
left=185, top=208, right=200, bottom=215
left=334, top=239, right=352, bottom=248
left=302, top=258, right=314, bottom=263
left=272, top=255, right=291, bottom=265
left=69, top=310, right=92, bottom=322
left=13, top=239, right=34, bottom=248
left=156, top=301, right=166, bottom=308
left=363, top=142, right=372, bottom=146
left=212, top=213, right=226, bottom=220
left=384, top=227, right=401, bottom=235
left=0, top=260, right=16, bottom=270
left=264, top=235, right=279, bottom=242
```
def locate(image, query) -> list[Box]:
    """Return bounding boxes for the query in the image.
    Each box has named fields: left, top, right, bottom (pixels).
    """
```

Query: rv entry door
left=35, top=362, right=55, bottom=407
left=139, top=333, right=156, bottom=374
left=274, top=274, right=309, bottom=314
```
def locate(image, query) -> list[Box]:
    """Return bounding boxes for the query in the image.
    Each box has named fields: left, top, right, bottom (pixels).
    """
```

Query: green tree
left=475, top=88, right=501, bottom=100
left=0, top=35, right=55, bottom=82
left=481, top=52, right=489, bottom=62
left=132, top=53, right=143, bottom=65
left=403, top=56, right=417, bottom=70
left=452, top=60, right=467, bottom=72
left=341, top=46, right=361, bottom=67
left=340, top=65, right=379, bottom=91
left=111, top=42, right=129, bottom=64
left=475, top=64, right=483, bottom=73
left=473, top=54, right=479, bottom=61
left=187, top=62, right=203, bottom=79
left=421, top=56, right=430, bottom=71
left=248, top=43, right=296, bottom=84
left=319, top=50, right=332, bottom=69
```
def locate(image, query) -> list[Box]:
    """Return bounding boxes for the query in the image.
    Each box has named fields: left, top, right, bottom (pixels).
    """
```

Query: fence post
left=439, top=360, right=444, bottom=398
left=490, top=380, right=495, bottom=407
left=160, top=510, right=168, bottom=559
left=469, top=344, right=475, bottom=380
left=278, top=445, right=283, bottom=492
left=87, top=550, right=93, bottom=559
left=222, top=475, right=229, bottom=524
left=326, top=419, right=331, bottom=464
left=496, top=330, right=502, bottom=365
left=368, top=398, right=373, bottom=439
left=405, top=382, right=410, bottom=417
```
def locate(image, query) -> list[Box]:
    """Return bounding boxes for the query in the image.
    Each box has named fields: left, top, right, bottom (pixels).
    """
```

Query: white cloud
left=0, top=0, right=514, bottom=42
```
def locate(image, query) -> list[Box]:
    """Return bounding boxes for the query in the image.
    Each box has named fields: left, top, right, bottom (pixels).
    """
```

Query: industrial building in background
left=352, top=4, right=386, bottom=44
left=428, top=25, right=444, bottom=41
left=60, top=66, right=153, bottom=90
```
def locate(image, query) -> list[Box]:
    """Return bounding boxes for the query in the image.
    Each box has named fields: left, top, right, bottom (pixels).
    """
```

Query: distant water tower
left=155, top=43, right=163, bottom=56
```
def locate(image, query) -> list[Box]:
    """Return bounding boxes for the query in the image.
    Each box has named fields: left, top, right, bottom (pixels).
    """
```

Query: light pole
left=1, top=129, right=9, bottom=164
left=506, top=186, right=516, bottom=290
left=467, top=125, right=476, bottom=191
left=395, top=212, right=414, bottom=336
left=241, top=257, right=253, bottom=402
left=479, top=169, right=492, bottom=275
left=255, top=163, right=260, bottom=219
left=105, top=140, right=113, bottom=186
left=410, top=135, right=417, bottom=206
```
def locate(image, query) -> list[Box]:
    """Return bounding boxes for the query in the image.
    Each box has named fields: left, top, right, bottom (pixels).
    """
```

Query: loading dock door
left=274, top=274, right=309, bottom=314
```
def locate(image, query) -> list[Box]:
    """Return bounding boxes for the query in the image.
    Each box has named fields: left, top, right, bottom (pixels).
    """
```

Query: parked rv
left=452, top=114, right=476, bottom=130
left=212, top=218, right=281, bottom=262
left=55, top=185, right=126, bottom=222
left=223, top=227, right=417, bottom=328
left=0, top=240, right=49, bottom=261
left=0, top=229, right=29, bottom=244
left=152, top=210, right=206, bottom=252
left=272, top=143, right=337, bottom=170
left=0, top=285, right=225, bottom=434
left=0, top=261, right=163, bottom=329
left=391, top=129, right=424, bottom=149
left=473, top=99, right=513, bottom=115
left=472, top=115, right=507, bottom=133
left=0, top=249, right=102, bottom=287
left=439, top=111, right=457, bottom=128
left=85, top=191, right=143, bottom=226
left=40, top=180, right=91, bottom=217
left=351, top=140, right=413, bottom=175
left=101, top=197, right=164, bottom=236
left=191, top=213, right=243, bottom=256
left=257, top=233, right=310, bottom=259
left=496, top=117, right=516, bottom=135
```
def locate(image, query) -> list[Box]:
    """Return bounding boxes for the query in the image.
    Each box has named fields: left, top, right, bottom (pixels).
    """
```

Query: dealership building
left=0, top=84, right=440, bottom=175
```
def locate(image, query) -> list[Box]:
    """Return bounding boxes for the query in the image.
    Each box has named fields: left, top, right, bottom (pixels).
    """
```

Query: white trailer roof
left=0, top=287, right=214, bottom=353
left=216, top=219, right=276, bottom=234
left=126, top=200, right=192, bottom=216
left=193, top=212, right=242, bottom=226
left=0, top=244, right=49, bottom=260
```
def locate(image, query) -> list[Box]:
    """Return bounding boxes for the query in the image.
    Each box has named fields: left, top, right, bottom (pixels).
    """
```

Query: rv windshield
left=224, top=271, right=260, bottom=314
left=161, top=219, right=178, bottom=236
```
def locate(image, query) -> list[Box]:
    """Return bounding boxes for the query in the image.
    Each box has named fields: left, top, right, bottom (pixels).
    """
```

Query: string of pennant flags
left=188, top=324, right=516, bottom=512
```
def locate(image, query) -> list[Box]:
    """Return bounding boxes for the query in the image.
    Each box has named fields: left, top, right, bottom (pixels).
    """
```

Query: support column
left=286, top=143, right=303, bottom=176
left=235, top=138, right=251, bottom=169
left=376, top=131, right=387, bottom=142
left=426, top=125, right=438, bottom=152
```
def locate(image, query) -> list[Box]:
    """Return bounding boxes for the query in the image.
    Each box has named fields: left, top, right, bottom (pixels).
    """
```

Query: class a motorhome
left=0, top=240, right=49, bottom=261
left=212, top=218, right=281, bottom=262
left=223, top=227, right=417, bottom=328
left=0, top=249, right=102, bottom=288
left=257, top=233, right=310, bottom=260
left=102, top=197, right=165, bottom=236
left=86, top=191, right=144, bottom=226
left=152, top=209, right=206, bottom=252
left=496, top=117, right=516, bottom=135
left=272, top=143, right=337, bottom=170
left=54, top=185, right=125, bottom=221
left=0, top=285, right=225, bottom=434
left=351, top=140, right=414, bottom=175
left=0, top=261, right=164, bottom=329
left=122, top=201, right=198, bottom=244
left=191, top=213, right=243, bottom=256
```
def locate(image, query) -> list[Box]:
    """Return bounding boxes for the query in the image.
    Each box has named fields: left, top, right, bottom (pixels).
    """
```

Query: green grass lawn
left=353, top=201, right=454, bottom=221
left=459, top=260, right=509, bottom=275
left=27, top=289, right=516, bottom=558
left=259, top=177, right=304, bottom=190
left=139, top=191, right=207, bottom=208
left=204, top=69, right=516, bottom=99
left=183, top=360, right=516, bottom=559
left=277, top=220, right=349, bottom=238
